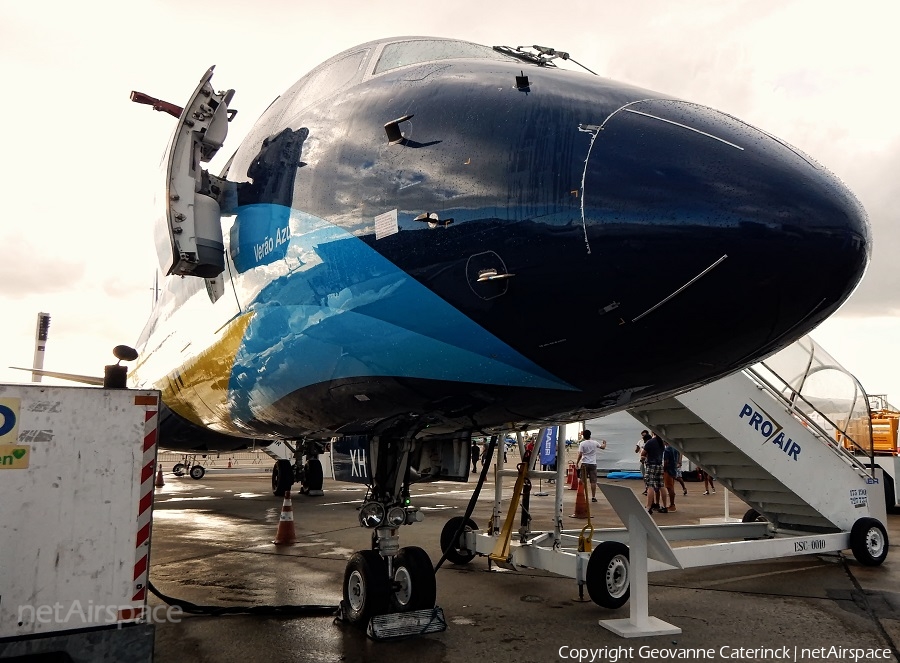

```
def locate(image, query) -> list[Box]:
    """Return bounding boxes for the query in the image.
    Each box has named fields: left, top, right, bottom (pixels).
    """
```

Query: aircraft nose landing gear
left=338, top=429, right=446, bottom=639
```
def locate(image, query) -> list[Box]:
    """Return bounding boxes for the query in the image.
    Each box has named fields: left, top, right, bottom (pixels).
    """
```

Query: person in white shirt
left=575, top=430, right=607, bottom=502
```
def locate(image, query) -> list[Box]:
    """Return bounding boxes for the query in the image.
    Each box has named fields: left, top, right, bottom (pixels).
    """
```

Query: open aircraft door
left=150, top=67, right=235, bottom=279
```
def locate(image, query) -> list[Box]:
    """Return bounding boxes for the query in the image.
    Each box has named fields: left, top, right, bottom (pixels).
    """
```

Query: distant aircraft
left=41, top=36, right=880, bottom=625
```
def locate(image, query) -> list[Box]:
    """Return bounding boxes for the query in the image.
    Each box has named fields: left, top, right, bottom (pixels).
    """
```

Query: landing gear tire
left=305, top=458, right=324, bottom=491
left=440, top=516, right=478, bottom=565
left=189, top=465, right=205, bottom=480
left=741, top=509, right=767, bottom=523
left=343, top=550, right=389, bottom=626
left=272, top=459, right=294, bottom=497
left=586, top=541, right=630, bottom=609
left=389, top=546, right=436, bottom=612
left=850, top=517, right=889, bottom=566
left=172, top=463, right=186, bottom=477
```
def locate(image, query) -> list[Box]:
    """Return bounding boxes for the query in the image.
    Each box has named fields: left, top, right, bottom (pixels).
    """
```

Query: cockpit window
left=282, top=50, right=367, bottom=121
left=374, top=39, right=511, bottom=74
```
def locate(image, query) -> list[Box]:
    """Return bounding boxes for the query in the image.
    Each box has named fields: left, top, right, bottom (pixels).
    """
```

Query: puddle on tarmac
left=152, top=481, right=197, bottom=495
left=152, top=510, right=258, bottom=544
left=319, top=547, right=356, bottom=558
left=233, top=493, right=266, bottom=498
left=157, top=496, right=219, bottom=503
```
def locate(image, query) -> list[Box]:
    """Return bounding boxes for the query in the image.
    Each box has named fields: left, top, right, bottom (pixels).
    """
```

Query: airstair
left=450, top=336, right=888, bottom=638
left=627, top=338, right=886, bottom=533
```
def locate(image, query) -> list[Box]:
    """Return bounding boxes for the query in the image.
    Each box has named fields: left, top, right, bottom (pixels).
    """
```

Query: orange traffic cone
left=570, top=485, right=588, bottom=518
left=567, top=462, right=580, bottom=491
left=273, top=490, right=298, bottom=545
left=570, top=472, right=588, bottom=518
left=155, top=464, right=165, bottom=487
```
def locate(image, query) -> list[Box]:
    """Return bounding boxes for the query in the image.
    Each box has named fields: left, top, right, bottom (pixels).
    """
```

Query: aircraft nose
left=581, top=98, right=870, bottom=345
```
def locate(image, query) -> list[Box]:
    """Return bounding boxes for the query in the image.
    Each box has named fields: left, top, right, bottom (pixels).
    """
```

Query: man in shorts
left=642, top=431, right=666, bottom=514
left=576, top=430, right=607, bottom=502
left=662, top=438, right=679, bottom=511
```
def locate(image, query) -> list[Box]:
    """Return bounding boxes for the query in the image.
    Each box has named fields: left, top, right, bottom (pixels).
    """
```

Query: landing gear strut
left=338, top=426, right=442, bottom=636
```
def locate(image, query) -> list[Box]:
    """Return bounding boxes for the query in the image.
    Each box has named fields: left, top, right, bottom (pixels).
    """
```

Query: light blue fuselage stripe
left=227, top=206, right=575, bottom=423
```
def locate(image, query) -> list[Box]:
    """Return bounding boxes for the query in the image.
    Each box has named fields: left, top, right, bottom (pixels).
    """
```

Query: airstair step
left=690, top=452, right=761, bottom=468
left=708, top=466, right=776, bottom=480
left=736, top=490, right=812, bottom=507
left=773, top=514, right=840, bottom=531
left=640, top=409, right=706, bottom=427
left=677, top=438, right=746, bottom=453
left=631, top=399, right=681, bottom=412
left=655, top=423, right=721, bottom=439
left=728, top=475, right=788, bottom=494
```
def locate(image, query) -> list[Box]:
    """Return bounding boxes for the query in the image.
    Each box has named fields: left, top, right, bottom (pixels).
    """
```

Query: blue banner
left=539, top=427, right=558, bottom=465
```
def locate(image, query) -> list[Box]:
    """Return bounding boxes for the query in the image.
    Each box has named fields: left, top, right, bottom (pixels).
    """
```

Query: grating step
left=366, top=606, right=447, bottom=641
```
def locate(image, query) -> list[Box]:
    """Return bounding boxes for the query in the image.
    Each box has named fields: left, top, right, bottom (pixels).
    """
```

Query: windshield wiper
left=493, top=44, right=597, bottom=76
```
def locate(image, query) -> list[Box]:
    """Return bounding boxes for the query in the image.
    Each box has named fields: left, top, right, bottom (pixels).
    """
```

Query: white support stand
left=597, top=485, right=682, bottom=638
left=698, top=489, right=742, bottom=524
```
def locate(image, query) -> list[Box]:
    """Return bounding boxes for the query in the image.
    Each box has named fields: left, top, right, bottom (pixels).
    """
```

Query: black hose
left=433, top=435, right=497, bottom=571
left=148, top=581, right=337, bottom=617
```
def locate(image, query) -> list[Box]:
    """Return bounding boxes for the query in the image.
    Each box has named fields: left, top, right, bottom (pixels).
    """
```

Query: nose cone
left=579, top=99, right=869, bottom=366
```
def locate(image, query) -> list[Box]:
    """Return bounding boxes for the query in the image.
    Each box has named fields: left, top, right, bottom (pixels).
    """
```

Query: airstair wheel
left=586, top=541, right=630, bottom=609
left=850, top=517, right=889, bottom=566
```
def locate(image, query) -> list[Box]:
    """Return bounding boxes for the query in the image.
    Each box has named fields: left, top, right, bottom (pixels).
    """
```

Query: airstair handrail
left=744, top=364, right=874, bottom=478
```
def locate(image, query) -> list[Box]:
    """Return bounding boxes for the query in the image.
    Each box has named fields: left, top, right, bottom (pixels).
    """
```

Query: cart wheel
left=586, top=541, right=630, bottom=609
left=741, top=509, right=767, bottom=523
left=343, top=550, right=389, bottom=626
left=850, top=517, right=889, bottom=566
left=440, top=516, right=478, bottom=564
left=272, top=459, right=294, bottom=496
left=172, top=463, right=185, bottom=477
left=389, top=546, right=436, bottom=612
left=189, top=465, right=205, bottom=480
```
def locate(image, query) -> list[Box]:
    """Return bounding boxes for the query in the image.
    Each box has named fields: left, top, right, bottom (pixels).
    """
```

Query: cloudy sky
left=1, top=0, right=898, bottom=404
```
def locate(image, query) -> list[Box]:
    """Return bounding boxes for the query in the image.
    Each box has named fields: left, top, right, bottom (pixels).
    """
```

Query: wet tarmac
left=149, top=465, right=900, bottom=663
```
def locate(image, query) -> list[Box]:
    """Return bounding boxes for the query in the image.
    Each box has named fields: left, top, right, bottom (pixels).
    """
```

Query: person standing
left=637, top=430, right=650, bottom=494
left=643, top=432, right=666, bottom=514
left=471, top=440, right=480, bottom=473
left=702, top=468, right=716, bottom=495
left=674, top=450, right=688, bottom=496
left=575, top=430, right=607, bottom=502
left=662, top=439, right=679, bottom=511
